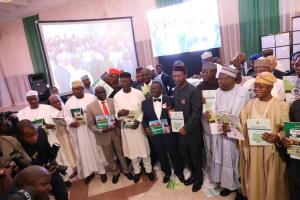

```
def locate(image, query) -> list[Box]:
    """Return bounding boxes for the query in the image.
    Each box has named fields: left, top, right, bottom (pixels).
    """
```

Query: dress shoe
left=65, top=181, right=72, bottom=188
left=112, top=173, right=120, bottom=184
left=184, top=177, right=194, bottom=186
left=146, top=172, right=155, bottom=181
left=235, top=191, right=247, bottom=200
left=133, top=173, right=141, bottom=183
left=192, top=181, right=202, bottom=192
left=220, top=188, right=235, bottom=197
left=124, top=172, right=133, bottom=180
left=163, top=174, right=171, bottom=183
left=100, top=174, right=107, bottom=183
left=84, top=173, right=95, bottom=185
left=177, top=175, right=186, bottom=184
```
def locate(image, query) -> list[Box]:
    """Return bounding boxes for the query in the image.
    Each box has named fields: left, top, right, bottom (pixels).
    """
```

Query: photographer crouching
left=15, top=119, right=68, bottom=200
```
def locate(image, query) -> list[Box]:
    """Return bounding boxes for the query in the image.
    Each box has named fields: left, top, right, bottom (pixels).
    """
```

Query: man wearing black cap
left=142, top=80, right=185, bottom=184
left=172, top=60, right=203, bottom=192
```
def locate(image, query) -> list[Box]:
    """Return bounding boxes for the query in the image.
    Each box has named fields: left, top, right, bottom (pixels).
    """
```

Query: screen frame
left=35, top=16, right=139, bottom=95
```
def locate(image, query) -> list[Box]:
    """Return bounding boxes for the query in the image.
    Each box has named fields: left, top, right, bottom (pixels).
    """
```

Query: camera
left=1, top=150, right=28, bottom=178
left=0, top=111, right=19, bottom=136
left=7, top=188, right=36, bottom=200
left=45, top=144, right=67, bottom=176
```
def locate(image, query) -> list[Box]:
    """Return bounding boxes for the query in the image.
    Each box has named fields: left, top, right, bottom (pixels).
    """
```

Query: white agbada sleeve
left=136, top=91, right=145, bottom=123
left=64, top=97, right=76, bottom=126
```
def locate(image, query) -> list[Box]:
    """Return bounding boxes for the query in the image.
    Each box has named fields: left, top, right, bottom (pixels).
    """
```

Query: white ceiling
left=0, top=0, right=80, bottom=22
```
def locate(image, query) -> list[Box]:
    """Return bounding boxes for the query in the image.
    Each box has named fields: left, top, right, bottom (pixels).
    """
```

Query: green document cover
left=283, top=76, right=298, bottom=92
left=247, top=119, right=271, bottom=146
left=96, top=114, right=115, bottom=129
left=32, top=118, right=44, bottom=128
left=70, top=108, right=85, bottom=124
left=202, top=90, right=216, bottom=123
left=149, top=119, right=171, bottom=135
left=284, top=122, right=300, bottom=159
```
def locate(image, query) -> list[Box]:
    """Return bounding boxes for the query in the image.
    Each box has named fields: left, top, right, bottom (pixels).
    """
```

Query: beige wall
left=0, top=20, right=34, bottom=76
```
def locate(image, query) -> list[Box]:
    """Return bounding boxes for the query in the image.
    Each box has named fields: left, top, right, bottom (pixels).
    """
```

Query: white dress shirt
left=153, top=95, right=162, bottom=119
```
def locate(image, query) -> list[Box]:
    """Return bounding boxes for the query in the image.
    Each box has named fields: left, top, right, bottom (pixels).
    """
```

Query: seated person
left=15, top=120, right=68, bottom=200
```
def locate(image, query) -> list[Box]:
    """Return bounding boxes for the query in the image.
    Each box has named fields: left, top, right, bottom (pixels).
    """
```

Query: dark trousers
left=287, top=158, right=300, bottom=200
left=149, top=134, right=184, bottom=176
left=180, top=143, right=203, bottom=184
left=51, top=172, right=68, bottom=200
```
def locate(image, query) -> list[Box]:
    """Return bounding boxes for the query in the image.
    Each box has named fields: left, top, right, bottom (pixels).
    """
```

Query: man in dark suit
left=156, top=64, right=170, bottom=92
left=172, top=61, right=203, bottom=192
left=136, top=68, right=167, bottom=99
left=86, top=86, right=133, bottom=184
left=142, top=80, right=185, bottom=184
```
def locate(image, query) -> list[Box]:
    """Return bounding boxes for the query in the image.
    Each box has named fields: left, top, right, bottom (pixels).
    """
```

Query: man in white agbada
left=243, top=57, right=285, bottom=100
left=201, top=52, right=223, bottom=78
left=209, top=66, right=250, bottom=199
left=48, top=94, right=77, bottom=180
left=113, top=72, right=154, bottom=183
left=17, top=90, right=55, bottom=130
left=64, top=80, right=107, bottom=184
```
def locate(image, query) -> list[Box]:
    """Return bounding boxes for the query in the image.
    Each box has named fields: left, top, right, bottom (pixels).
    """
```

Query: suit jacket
left=142, top=95, right=174, bottom=129
left=86, top=98, right=120, bottom=146
left=136, top=82, right=167, bottom=99
left=160, top=72, right=170, bottom=91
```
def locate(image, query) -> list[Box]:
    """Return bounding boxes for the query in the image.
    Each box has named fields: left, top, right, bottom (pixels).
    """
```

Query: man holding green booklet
left=86, top=86, right=133, bottom=184
left=142, top=80, right=185, bottom=184
left=240, top=72, right=289, bottom=200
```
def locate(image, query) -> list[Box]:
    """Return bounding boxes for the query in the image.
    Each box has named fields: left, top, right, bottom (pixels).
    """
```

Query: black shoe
left=146, top=172, right=155, bottom=181
left=133, top=173, right=141, bottom=183
left=163, top=174, right=171, bottom=183
left=100, top=174, right=107, bottom=183
left=84, top=173, right=95, bottom=185
left=235, top=191, right=247, bottom=200
left=184, top=177, right=194, bottom=186
left=220, top=188, right=234, bottom=197
left=124, top=172, right=133, bottom=180
left=112, top=174, right=120, bottom=184
left=65, top=181, right=72, bottom=188
left=192, top=182, right=202, bottom=192
left=177, top=175, right=186, bottom=184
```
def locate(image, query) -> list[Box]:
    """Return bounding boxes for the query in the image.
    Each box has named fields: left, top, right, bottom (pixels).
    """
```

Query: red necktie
left=101, top=101, right=109, bottom=115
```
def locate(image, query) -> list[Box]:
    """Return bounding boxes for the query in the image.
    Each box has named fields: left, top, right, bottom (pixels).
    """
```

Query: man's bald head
left=16, top=120, right=38, bottom=144
left=95, top=86, right=106, bottom=101
left=15, top=165, right=51, bottom=199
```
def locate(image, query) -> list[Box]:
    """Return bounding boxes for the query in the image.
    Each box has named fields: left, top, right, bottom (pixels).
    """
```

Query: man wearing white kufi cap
left=243, top=57, right=285, bottom=100
left=64, top=80, right=107, bottom=184
left=209, top=66, right=250, bottom=199
left=201, top=52, right=222, bottom=78
left=17, top=90, right=55, bottom=130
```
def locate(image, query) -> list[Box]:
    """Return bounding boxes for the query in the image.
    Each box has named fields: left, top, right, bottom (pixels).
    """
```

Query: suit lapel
left=148, top=98, right=159, bottom=120
left=95, top=100, right=104, bottom=116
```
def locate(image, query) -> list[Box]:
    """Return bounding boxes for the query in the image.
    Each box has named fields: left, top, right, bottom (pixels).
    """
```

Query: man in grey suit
left=86, top=86, right=133, bottom=184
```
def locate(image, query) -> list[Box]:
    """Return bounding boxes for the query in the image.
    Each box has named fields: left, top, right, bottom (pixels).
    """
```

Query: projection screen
left=37, top=17, right=138, bottom=95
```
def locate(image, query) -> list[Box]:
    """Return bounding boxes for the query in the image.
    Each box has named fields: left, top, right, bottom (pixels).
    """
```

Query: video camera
left=45, top=144, right=67, bottom=176
left=7, top=187, right=36, bottom=200
left=0, top=111, right=19, bottom=135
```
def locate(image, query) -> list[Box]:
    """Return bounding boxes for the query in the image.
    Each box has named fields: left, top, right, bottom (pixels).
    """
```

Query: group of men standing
left=16, top=51, right=300, bottom=200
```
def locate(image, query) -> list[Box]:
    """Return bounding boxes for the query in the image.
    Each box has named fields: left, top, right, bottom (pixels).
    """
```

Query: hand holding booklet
left=247, top=119, right=271, bottom=146
left=169, top=111, right=184, bottom=132
left=96, top=114, right=115, bottom=129
left=284, top=122, right=300, bottom=159
left=149, top=119, right=171, bottom=135
left=202, top=90, right=216, bottom=123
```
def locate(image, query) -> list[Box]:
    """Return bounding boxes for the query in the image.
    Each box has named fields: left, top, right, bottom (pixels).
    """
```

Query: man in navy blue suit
left=142, top=80, right=185, bottom=184
left=156, top=64, right=170, bottom=92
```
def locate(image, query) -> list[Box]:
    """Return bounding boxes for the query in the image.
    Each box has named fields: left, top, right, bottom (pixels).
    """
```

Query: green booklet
left=202, top=90, right=216, bottom=123
left=284, top=122, right=300, bottom=160
left=70, top=108, right=85, bottom=124
left=283, top=76, right=298, bottom=92
left=96, top=114, right=115, bottom=129
left=32, top=118, right=44, bottom=128
left=247, top=119, right=271, bottom=146
left=149, top=119, right=171, bottom=135
left=124, top=111, right=138, bottom=129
